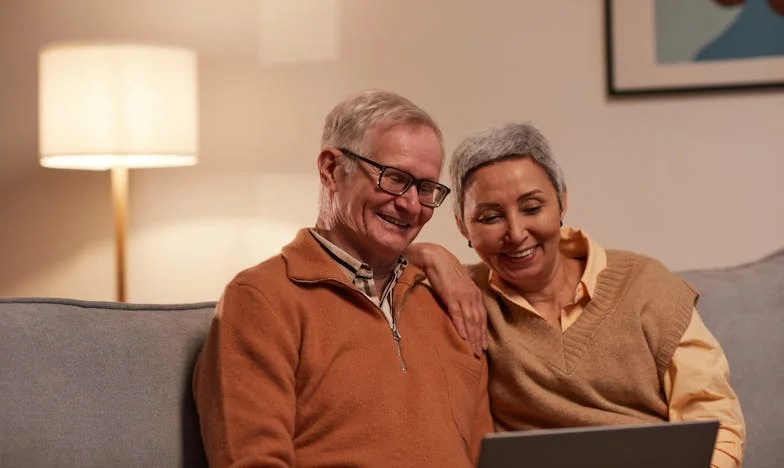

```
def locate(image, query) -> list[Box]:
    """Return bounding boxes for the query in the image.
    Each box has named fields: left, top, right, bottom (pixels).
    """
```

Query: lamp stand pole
left=111, top=167, right=128, bottom=302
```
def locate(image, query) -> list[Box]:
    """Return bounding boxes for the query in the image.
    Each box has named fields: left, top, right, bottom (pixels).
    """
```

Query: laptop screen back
left=478, top=420, right=719, bottom=468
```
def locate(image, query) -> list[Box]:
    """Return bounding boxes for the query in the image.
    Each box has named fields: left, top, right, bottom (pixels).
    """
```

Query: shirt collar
left=308, top=229, right=408, bottom=285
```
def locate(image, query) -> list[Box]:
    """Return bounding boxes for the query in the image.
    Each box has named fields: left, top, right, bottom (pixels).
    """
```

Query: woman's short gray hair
left=321, top=89, right=444, bottom=171
left=449, top=123, right=566, bottom=219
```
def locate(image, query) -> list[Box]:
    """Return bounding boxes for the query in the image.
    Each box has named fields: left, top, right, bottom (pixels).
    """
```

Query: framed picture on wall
left=605, top=0, right=784, bottom=95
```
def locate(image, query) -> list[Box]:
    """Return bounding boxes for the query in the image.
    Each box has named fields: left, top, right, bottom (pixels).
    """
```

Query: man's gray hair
left=321, top=89, right=444, bottom=171
left=449, top=123, right=566, bottom=219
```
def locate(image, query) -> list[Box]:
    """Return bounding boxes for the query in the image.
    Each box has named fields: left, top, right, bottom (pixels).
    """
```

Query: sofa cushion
left=0, top=298, right=215, bottom=468
left=678, top=248, right=784, bottom=468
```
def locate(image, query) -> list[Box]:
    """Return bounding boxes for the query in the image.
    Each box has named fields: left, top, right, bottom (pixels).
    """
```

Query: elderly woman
left=409, top=123, right=745, bottom=468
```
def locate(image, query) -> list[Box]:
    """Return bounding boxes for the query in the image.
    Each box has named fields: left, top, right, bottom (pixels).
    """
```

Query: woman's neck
left=517, top=255, right=583, bottom=306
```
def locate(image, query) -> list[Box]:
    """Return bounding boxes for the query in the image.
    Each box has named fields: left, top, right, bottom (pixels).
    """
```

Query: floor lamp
left=38, top=43, right=199, bottom=302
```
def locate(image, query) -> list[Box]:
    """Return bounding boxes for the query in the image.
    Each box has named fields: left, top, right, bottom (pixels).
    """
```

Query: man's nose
left=394, top=184, right=421, bottom=211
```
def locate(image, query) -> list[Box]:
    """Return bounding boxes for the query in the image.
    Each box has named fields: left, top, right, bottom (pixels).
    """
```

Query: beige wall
left=1, top=0, right=783, bottom=302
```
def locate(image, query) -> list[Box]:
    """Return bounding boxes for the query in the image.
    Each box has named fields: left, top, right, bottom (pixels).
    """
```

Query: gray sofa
left=1, top=248, right=782, bottom=468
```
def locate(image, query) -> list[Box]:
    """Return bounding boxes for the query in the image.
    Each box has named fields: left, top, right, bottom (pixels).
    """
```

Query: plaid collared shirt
left=309, top=229, right=407, bottom=327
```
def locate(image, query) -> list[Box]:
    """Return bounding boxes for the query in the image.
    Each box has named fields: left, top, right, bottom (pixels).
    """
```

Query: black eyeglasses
left=339, top=148, right=451, bottom=208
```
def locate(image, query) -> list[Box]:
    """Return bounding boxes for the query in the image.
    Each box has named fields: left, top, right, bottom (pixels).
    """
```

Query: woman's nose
left=505, top=215, right=527, bottom=243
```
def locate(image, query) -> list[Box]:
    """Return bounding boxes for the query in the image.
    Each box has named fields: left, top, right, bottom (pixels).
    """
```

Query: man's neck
left=312, top=227, right=399, bottom=277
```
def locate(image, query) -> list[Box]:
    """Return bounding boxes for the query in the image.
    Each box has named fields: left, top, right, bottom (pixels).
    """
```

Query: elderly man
left=193, top=89, right=493, bottom=468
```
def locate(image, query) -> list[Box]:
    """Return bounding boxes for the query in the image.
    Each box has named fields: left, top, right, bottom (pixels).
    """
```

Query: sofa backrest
left=1, top=249, right=781, bottom=468
left=0, top=298, right=215, bottom=468
left=678, top=248, right=784, bottom=468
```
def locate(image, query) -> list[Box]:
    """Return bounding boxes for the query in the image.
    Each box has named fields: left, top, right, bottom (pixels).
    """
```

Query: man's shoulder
left=229, top=254, right=289, bottom=291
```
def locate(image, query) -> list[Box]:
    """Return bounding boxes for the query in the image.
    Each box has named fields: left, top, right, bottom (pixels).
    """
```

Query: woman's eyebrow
left=517, top=190, right=543, bottom=202
left=472, top=201, right=502, bottom=211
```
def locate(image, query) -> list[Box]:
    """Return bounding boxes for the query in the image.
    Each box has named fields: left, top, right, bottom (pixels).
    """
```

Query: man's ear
left=317, top=149, right=341, bottom=191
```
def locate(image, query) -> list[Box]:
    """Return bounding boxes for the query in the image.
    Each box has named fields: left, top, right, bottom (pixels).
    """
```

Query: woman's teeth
left=508, top=246, right=535, bottom=258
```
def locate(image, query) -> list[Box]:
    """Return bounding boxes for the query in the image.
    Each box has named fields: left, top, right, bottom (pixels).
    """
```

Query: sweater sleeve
left=663, top=308, right=746, bottom=468
left=193, top=280, right=300, bottom=468
left=467, top=356, right=495, bottom=464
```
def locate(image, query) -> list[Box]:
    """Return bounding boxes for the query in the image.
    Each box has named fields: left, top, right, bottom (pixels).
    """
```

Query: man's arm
left=193, top=281, right=300, bottom=468
left=406, top=242, right=488, bottom=356
left=468, top=357, right=495, bottom=464
left=664, top=308, right=746, bottom=468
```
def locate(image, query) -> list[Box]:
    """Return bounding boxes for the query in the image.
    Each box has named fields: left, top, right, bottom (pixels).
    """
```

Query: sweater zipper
left=390, top=320, right=406, bottom=372
left=295, top=272, right=419, bottom=373
left=388, top=272, right=423, bottom=373
left=389, top=267, right=407, bottom=372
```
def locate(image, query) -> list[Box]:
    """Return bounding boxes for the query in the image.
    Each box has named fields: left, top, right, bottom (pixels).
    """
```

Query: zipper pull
left=391, top=323, right=402, bottom=341
left=391, top=322, right=407, bottom=372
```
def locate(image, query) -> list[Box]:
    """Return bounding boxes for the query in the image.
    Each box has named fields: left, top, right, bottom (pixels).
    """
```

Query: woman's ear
left=560, top=187, right=568, bottom=225
left=454, top=212, right=469, bottom=240
left=317, top=149, right=341, bottom=191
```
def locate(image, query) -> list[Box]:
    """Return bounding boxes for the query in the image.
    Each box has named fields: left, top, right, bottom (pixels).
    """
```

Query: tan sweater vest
left=474, top=250, right=697, bottom=431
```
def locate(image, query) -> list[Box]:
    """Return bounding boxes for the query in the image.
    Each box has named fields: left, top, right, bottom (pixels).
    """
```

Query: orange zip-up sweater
left=193, top=229, right=493, bottom=468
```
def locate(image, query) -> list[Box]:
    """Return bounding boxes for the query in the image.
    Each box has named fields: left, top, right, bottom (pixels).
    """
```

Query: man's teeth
left=379, top=214, right=408, bottom=227
left=508, top=247, right=535, bottom=258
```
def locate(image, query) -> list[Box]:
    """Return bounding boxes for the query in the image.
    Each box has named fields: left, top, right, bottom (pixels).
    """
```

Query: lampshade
left=38, top=43, right=198, bottom=170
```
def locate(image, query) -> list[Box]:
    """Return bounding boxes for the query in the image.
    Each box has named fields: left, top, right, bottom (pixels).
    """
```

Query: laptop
left=477, top=420, right=719, bottom=468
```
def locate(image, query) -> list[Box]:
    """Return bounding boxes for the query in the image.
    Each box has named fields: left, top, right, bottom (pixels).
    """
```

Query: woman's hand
left=406, top=243, right=488, bottom=357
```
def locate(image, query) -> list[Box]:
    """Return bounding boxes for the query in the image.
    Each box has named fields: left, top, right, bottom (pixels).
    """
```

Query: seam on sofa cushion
left=0, top=297, right=216, bottom=311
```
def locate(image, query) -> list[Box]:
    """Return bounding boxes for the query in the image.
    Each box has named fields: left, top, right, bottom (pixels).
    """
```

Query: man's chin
left=369, top=235, right=412, bottom=261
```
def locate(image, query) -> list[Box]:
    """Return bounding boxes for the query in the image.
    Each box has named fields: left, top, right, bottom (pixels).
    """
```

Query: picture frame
left=605, top=0, right=784, bottom=96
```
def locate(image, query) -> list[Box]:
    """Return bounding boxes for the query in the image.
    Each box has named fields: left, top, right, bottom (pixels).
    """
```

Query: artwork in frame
left=605, top=0, right=784, bottom=95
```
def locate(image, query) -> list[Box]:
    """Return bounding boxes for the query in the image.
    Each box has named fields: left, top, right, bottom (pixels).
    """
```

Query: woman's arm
left=406, top=242, right=488, bottom=357
left=664, top=308, right=746, bottom=468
